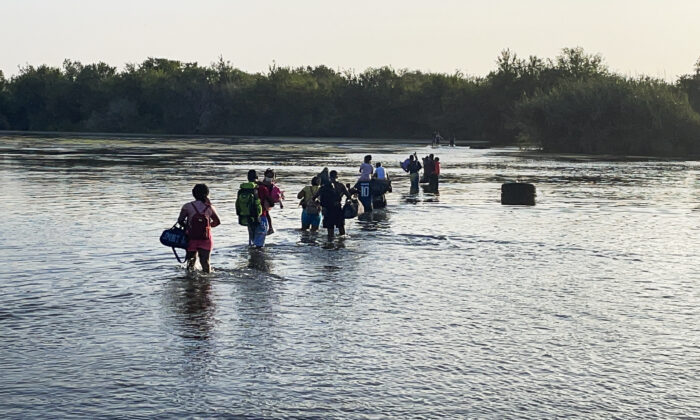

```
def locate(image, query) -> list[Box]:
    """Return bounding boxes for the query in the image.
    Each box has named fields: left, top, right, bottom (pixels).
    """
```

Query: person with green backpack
left=236, top=170, right=265, bottom=247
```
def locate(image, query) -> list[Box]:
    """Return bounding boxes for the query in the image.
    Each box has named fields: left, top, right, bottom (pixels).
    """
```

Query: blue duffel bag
left=160, top=224, right=188, bottom=262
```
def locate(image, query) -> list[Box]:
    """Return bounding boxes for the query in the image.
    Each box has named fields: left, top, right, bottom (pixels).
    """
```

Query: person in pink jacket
left=177, top=184, right=221, bottom=272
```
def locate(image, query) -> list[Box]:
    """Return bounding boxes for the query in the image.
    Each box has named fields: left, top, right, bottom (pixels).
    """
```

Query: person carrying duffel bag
left=174, top=183, right=221, bottom=272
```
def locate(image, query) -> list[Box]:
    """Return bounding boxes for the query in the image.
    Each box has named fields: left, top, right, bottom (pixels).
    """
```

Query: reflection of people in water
left=181, top=278, right=215, bottom=340
left=247, top=247, right=272, bottom=272
left=161, top=275, right=216, bottom=385
left=164, top=275, right=216, bottom=345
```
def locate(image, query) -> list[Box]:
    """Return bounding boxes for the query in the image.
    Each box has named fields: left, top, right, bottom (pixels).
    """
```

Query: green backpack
left=236, top=182, right=263, bottom=226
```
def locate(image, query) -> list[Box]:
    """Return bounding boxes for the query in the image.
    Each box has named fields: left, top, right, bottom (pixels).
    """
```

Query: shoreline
left=2, top=130, right=696, bottom=160
left=0, top=129, right=492, bottom=146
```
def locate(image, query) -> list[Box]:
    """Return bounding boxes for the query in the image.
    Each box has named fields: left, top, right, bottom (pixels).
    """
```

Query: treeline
left=1, top=48, right=699, bottom=156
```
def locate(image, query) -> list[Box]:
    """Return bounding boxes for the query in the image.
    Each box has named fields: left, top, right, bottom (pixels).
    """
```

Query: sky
left=1, top=0, right=699, bottom=81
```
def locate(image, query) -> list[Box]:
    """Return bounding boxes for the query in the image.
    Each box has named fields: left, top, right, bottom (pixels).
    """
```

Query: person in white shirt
left=358, top=154, right=373, bottom=182
left=374, top=162, right=387, bottom=180
left=371, top=162, right=392, bottom=200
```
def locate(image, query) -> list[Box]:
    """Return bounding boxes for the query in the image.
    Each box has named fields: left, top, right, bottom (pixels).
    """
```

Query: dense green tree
left=1, top=49, right=699, bottom=157
left=678, top=57, right=700, bottom=115
left=0, top=70, right=9, bottom=129
left=516, top=76, right=700, bottom=156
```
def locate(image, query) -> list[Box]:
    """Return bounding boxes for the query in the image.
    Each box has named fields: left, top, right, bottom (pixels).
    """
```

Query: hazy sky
left=1, top=0, right=698, bottom=80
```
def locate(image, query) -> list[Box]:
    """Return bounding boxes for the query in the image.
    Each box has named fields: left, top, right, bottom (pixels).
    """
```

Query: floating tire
left=501, top=183, right=536, bottom=205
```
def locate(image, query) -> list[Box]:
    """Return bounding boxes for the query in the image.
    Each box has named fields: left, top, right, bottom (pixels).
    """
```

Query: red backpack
left=187, top=202, right=211, bottom=240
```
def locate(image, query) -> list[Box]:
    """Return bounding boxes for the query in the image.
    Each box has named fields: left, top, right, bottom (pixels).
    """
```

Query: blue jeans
left=248, top=216, right=268, bottom=247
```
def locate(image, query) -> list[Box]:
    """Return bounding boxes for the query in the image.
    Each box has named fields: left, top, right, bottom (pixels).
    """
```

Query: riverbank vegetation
left=0, top=48, right=698, bottom=156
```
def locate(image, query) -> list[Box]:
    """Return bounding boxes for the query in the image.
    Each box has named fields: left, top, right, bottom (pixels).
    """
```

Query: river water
left=0, top=136, right=698, bottom=418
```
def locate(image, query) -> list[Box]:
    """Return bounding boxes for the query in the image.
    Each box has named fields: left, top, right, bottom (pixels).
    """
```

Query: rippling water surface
left=1, top=136, right=698, bottom=418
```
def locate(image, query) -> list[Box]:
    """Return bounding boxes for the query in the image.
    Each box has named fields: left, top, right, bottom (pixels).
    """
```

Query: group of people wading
left=174, top=153, right=439, bottom=272
left=401, top=152, right=441, bottom=193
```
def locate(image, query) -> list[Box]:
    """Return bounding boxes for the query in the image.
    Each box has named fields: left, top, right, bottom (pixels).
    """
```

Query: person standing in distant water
left=371, top=161, right=391, bottom=208
left=422, top=154, right=435, bottom=183
left=374, top=162, right=388, bottom=181
left=316, top=170, right=350, bottom=239
left=178, top=183, right=221, bottom=272
left=449, top=136, right=455, bottom=147
left=407, top=153, right=422, bottom=193
left=357, top=155, right=374, bottom=211
left=358, top=155, right=373, bottom=181
left=297, top=176, right=322, bottom=231
left=372, top=161, right=391, bottom=192
left=429, top=157, right=441, bottom=192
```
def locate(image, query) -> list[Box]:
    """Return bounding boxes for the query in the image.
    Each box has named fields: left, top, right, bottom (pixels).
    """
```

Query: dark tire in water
left=501, top=183, right=536, bottom=205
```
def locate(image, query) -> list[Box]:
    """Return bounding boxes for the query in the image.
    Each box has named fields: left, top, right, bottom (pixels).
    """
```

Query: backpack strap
left=172, top=247, right=186, bottom=263
left=191, top=201, right=209, bottom=216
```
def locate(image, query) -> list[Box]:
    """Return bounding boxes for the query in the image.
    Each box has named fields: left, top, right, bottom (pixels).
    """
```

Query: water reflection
left=2, top=137, right=699, bottom=418
left=246, top=247, right=272, bottom=273
left=232, top=250, right=282, bottom=330
left=402, top=192, right=420, bottom=204
left=322, top=236, right=347, bottom=250
left=165, top=274, right=216, bottom=341
left=400, top=192, right=439, bottom=204
left=162, top=273, right=217, bottom=388
left=357, top=209, right=392, bottom=232
left=421, top=183, right=440, bottom=195
left=297, top=230, right=323, bottom=246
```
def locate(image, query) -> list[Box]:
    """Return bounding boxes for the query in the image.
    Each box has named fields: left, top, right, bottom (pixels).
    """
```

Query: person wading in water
left=316, top=170, right=350, bottom=239
left=178, top=183, right=221, bottom=272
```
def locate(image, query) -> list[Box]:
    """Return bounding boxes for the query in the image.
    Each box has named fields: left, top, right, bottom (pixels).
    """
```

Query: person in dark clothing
left=407, top=154, right=422, bottom=193
left=428, top=156, right=440, bottom=192
left=422, top=154, right=435, bottom=183
left=315, top=170, right=350, bottom=239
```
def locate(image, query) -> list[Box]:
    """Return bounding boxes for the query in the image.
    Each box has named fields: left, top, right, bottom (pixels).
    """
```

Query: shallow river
left=0, top=136, right=698, bottom=418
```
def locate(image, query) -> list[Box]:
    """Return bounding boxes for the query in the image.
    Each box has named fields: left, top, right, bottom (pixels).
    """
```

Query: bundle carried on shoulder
left=236, top=182, right=263, bottom=226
